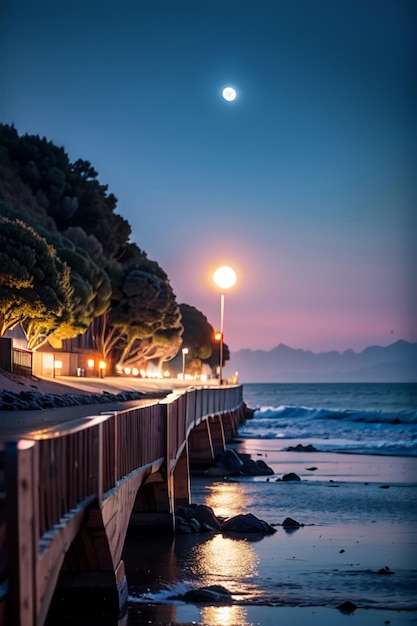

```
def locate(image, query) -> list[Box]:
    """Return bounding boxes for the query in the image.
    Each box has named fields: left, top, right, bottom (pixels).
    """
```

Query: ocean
left=123, top=383, right=417, bottom=625
left=240, top=382, right=417, bottom=456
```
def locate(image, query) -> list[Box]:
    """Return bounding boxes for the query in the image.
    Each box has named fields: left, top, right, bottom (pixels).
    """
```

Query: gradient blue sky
left=1, top=0, right=416, bottom=353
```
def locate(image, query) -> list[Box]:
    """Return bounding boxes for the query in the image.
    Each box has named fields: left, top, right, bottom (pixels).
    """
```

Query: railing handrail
left=2, top=385, right=244, bottom=538
left=0, top=384, right=244, bottom=626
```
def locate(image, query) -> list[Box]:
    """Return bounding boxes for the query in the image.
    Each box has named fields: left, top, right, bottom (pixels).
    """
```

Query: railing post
left=5, top=439, right=38, bottom=626
left=97, top=421, right=104, bottom=506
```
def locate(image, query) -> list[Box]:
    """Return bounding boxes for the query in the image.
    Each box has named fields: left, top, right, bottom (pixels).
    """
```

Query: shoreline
left=3, top=373, right=416, bottom=624
left=233, top=438, right=417, bottom=484
left=123, top=462, right=417, bottom=625
left=122, top=445, right=417, bottom=625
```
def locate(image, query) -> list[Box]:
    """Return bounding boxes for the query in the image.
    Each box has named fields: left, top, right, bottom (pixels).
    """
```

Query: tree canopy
left=0, top=123, right=230, bottom=373
left=0, top=214, right=73, bottom=348
left=175, top=303, right=230, bottom=375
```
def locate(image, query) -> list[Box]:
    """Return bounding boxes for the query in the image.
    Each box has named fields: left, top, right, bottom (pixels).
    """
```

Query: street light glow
left=213, top=266, right=237, bottom=291
left=213, top=265, right=237, bottom=384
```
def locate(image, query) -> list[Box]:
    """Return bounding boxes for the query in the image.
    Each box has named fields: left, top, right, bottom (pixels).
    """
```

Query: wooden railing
left=0, top=384, right=244, bottom=626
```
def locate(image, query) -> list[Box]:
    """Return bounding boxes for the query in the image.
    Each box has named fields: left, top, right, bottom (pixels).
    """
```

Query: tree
left=67, top=158, right=132, bottom=258
left=170, top=303, right=231, bottom=376
left=0, top=124, right=132, bottom=260
left=90, top=259, right=182, bottom=373
left=47, top=242, right=112, bottom=346
left=0, top=163, right=54, bottom=230
left=0, top=216, right=73, bottom=348
left=179, top=304, right=214, bottom=358
left=110, top=262, right=182, bottom=369
left=0, top=124, right=189, bottom=364
left=0, top=204, right=112, bottom=346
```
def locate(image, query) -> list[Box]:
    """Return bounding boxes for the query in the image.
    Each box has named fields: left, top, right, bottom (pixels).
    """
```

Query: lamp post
left=213, top=265, right=237, bottom=384
left=182, top=347, right=188, bottom=379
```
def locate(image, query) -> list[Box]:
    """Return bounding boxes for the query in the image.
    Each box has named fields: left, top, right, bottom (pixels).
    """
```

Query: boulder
left=242, top=404, right=255, bottom=419
left=278, top=472, right=301, bottom=482
left=240, top=458, right=274, bottom=476
left=376, top=566, right=394, bottom=575
left=174, top=516, right=196, bottom=534
left=205, top=449, right=243, bottom=477
left=282, top=517, right=301, bottom=528
left=175, top=504, right=221, bottom=533
left=172, top=584, right=232, bottom=604
left=285, top=444, right=317, bottom=452
left=221, top=513, right=276, bottom=535
left=205, top=449, right=274, bottom=477
left=223, top=449, right=244, bottom=472
left=336, top=601, right=357, bottom=613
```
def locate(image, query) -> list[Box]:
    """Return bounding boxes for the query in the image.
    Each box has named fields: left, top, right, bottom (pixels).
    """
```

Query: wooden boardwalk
left=0, top=384, right=245, bottom=626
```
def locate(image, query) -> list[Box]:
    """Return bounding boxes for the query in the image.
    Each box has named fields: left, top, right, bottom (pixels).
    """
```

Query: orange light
left=214, top=331, right=223, bottom=341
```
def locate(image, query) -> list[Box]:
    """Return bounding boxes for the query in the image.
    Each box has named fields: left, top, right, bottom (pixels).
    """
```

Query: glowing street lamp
left=182, top=347, right=189, bottom=379
left=213, top=265, right=237, bottom=384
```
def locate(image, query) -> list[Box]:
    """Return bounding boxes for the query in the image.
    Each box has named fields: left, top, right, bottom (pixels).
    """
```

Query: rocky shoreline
left=0, top=386, right=165, bottom=411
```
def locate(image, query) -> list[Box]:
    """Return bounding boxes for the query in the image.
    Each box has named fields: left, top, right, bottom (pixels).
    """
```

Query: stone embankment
left=0, top=387, right=165, bottom=411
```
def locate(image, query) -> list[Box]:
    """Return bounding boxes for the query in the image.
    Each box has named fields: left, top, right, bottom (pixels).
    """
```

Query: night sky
left=1, top=0, right=416, bottom=353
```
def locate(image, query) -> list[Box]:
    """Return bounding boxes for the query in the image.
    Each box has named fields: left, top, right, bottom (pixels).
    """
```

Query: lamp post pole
left=213, top=266, right=237, bottom=385
left=182, top=347, right=188, bottom=379
left=218, top=293, right=225, bottom=384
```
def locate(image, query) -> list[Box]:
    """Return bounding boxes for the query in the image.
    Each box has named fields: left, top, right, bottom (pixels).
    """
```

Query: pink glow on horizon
left=167, top=246, right=416, bottom=353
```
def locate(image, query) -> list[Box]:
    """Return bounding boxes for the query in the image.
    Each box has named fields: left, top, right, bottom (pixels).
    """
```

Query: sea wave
left=253, top=405, right=417, bottom=425
left=129, top=581, right=194, bottom=605
left=237, top=404, right=417, bottom=456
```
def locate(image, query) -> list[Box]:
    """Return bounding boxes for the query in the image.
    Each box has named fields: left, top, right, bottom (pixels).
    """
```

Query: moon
left=222, top=87, right=237, bottom=102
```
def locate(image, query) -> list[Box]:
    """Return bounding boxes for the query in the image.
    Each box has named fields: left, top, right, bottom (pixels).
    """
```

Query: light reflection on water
left=191, top=534, right=260, bottom=599
left=123, top=473, right=417, bottom=625
left=204, top=479, right=249, bottom=518
left=200, top=604, right=249, bottom=625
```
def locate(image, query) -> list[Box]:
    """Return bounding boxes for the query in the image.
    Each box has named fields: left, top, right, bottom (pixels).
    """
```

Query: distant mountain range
left=224, top=340, right=417, bottom=383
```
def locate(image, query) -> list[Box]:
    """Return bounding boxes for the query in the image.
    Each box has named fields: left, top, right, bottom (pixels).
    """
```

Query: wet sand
left=123, top=446, right=417, bottom=626
left=236, top=437, right=417, bottom=484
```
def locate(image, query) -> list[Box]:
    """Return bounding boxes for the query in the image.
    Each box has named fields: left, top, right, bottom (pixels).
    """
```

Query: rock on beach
left=0, top=387, right=160, bottom=411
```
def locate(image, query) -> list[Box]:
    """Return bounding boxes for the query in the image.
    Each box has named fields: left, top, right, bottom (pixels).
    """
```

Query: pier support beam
left=222, top=410, right=239, bottom=441
left=188, top=421, right=215, bottom=469
left=129, top=471, right=175, bottom=533
left=209, top=415, right=226, bottom=456
left=173, top=443, right=190, bottom=507
left=46, top=504, right=128, bottom=621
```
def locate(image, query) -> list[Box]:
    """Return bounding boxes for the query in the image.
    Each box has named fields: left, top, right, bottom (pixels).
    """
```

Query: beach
left=122, top=383, right=417, bottom=626
left=123, top=448, right=417, bottom=625
left=2, top=375, right=416, bottom=625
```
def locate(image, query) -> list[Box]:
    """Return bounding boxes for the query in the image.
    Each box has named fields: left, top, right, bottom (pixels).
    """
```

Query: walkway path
left=0, top=373, right=219, bottom=437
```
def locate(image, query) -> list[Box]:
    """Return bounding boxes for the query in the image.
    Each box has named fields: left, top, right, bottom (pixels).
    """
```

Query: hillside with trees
left=0, top=123, right=228, bottom=376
